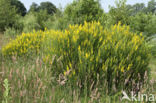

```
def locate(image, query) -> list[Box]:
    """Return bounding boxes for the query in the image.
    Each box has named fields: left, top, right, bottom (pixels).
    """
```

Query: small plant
left=2, top=79, right=11, bottom=103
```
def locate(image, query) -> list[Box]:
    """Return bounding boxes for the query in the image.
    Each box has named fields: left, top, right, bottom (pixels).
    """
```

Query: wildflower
left=85, top=53, right=89, bottom=59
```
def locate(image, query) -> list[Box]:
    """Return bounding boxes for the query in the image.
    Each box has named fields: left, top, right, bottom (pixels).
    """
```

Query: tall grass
left=0, top=56, right=156, bottom=103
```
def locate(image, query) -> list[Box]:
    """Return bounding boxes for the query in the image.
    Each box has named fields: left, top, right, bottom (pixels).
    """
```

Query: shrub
left=4, top=28, right=20, bottom=38
left=49, top=22, right=150, bottom=94
left=2, top=30, right=46, bottom=56
left=130, top=13, right=156, bottom=37
left=22, top=13, right=41, bottom=33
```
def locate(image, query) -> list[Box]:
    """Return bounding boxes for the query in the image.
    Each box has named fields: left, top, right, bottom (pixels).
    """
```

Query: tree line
left=0, top=0, right=155, bottom=37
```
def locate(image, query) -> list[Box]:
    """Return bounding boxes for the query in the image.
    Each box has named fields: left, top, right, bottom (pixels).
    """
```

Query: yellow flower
left=66, top=65, right=69, bottom=71
left=127, top=64, right=133, bottom=70
left=73, top=70, right=75, bottom=75
left=121, top=67, right=124, bottom=72
left=85, top=53, right=89, bottom=59
left=69, top=62, right=72, bottom=68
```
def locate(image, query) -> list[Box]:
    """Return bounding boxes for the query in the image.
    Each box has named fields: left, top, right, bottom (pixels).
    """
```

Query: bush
left=49, top=22, right=150, bottom=94
left=22, top=13, right=41, bottom=33
left=130, top=13, right=156, bottom=37
left=4, top=28, right=20, bottom=38
left=2, top=30, right=46, bottom=56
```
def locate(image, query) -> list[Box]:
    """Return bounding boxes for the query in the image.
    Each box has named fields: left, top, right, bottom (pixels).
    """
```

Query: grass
left=0, top=42, right=156, bottom=103
left=0, top=56, right=156, bottom=103
left=150, top=57, right=156, bottom=80
left=0, top=32, right=3, bottom=49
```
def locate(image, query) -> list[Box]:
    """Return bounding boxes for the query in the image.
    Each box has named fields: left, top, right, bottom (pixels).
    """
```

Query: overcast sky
left=20, top=0, right=150, bottom=12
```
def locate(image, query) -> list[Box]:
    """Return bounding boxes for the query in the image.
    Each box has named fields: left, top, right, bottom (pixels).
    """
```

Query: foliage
left=2, top=21, right=150, bottom=94
left=38, top=1, right=57, bottom=15
left=43, top=11, right=62, bottom=30
left=29, top=2, right=39, bottom=12
left=2, top=30, right=46, bottom=56
left=64, top=0, right=103, bottom=25
left=35, top=10, right=51, bottom=30
left=149, top=35, right=156, bottom=57
left=4, top=28, right=20, bottom=38
left=0, top=0, right=17, bottom=31
left=126, top=3, right=146, bottom=16
left=11, top=0, right=27, bottom=16
left=125, top=0, right=156, bottom=15
left=29, top=1, right=57, bottom=15
left=147, top=0, right=156, bottom=14
left=22, top=10, right=54, bottom=32
left=2, top=79, right=11, bottom=103
left=130, top=13, right=156, bottom=37
left=43, top=22, right=150, bottom=93
left=4, top=15, right=24, bottom=38
left=22, top=13, right=41, bottom=32
left=109, top=0, right=130, bottom=25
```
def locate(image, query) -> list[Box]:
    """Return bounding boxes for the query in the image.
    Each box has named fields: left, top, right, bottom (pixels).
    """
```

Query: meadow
left=0, top=0, right=156, bottom=103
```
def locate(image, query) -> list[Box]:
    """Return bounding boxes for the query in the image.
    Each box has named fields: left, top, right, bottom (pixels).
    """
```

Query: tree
left=11, top=0, right=27, bottom=16
left=147, top=0, right=156, bottom=13
left=109, top=0, right=130, bottom=25
left=29, top=2, right=39, bottom=12
left=130, top=13, right=156, bottom=37
left=132, top=3, right=145, bottom=15
left=64, top=0, right=103, bottom=25
left=38, top=2, right=57, bottom=15
left=29, top=2, right=57, bottom=15
left=0, top=0, right=17, bottom=31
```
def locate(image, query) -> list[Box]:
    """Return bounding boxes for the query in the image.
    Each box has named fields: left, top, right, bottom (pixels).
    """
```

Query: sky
left=20, top=0, right=150, bottom=12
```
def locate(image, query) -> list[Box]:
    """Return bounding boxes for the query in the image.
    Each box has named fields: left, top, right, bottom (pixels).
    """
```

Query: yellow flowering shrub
left=2, top=21, right=150, bottom=93
left=50, top=22, right=150, bottom=93
left=2, top=30, right=46, bottom=56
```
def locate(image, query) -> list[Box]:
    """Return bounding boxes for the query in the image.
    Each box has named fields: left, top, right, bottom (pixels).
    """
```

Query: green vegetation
left=0, top=0, right=156, bottom=102
left=0, top=0, right=17, bottom=31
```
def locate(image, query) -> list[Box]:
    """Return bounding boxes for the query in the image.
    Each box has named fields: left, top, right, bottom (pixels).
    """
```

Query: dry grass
left=0, top=57, right=53, bottom=102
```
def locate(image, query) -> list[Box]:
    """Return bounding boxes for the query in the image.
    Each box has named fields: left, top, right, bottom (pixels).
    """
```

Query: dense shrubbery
left=48, top=22, right=150, bottom=93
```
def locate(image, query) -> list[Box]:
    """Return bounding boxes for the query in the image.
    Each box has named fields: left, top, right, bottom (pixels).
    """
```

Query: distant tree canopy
left=11, top=0, right=27, bottom=16
left=39, top=2, right=57, bottom=15
left=109, top=0, right=130, bottom=25
left=147, top=0, right=156, bottom=13
left=29, top=2, right=57, bottom=15
left=130, top=13, right=156, bottom=37
left=0, top=0, right=17, bottom=31
left=126, top=0, right=156, bottom=15
left=29, top=2, right=39, bottom=12
left=64, top=0, right=103, bottom=24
